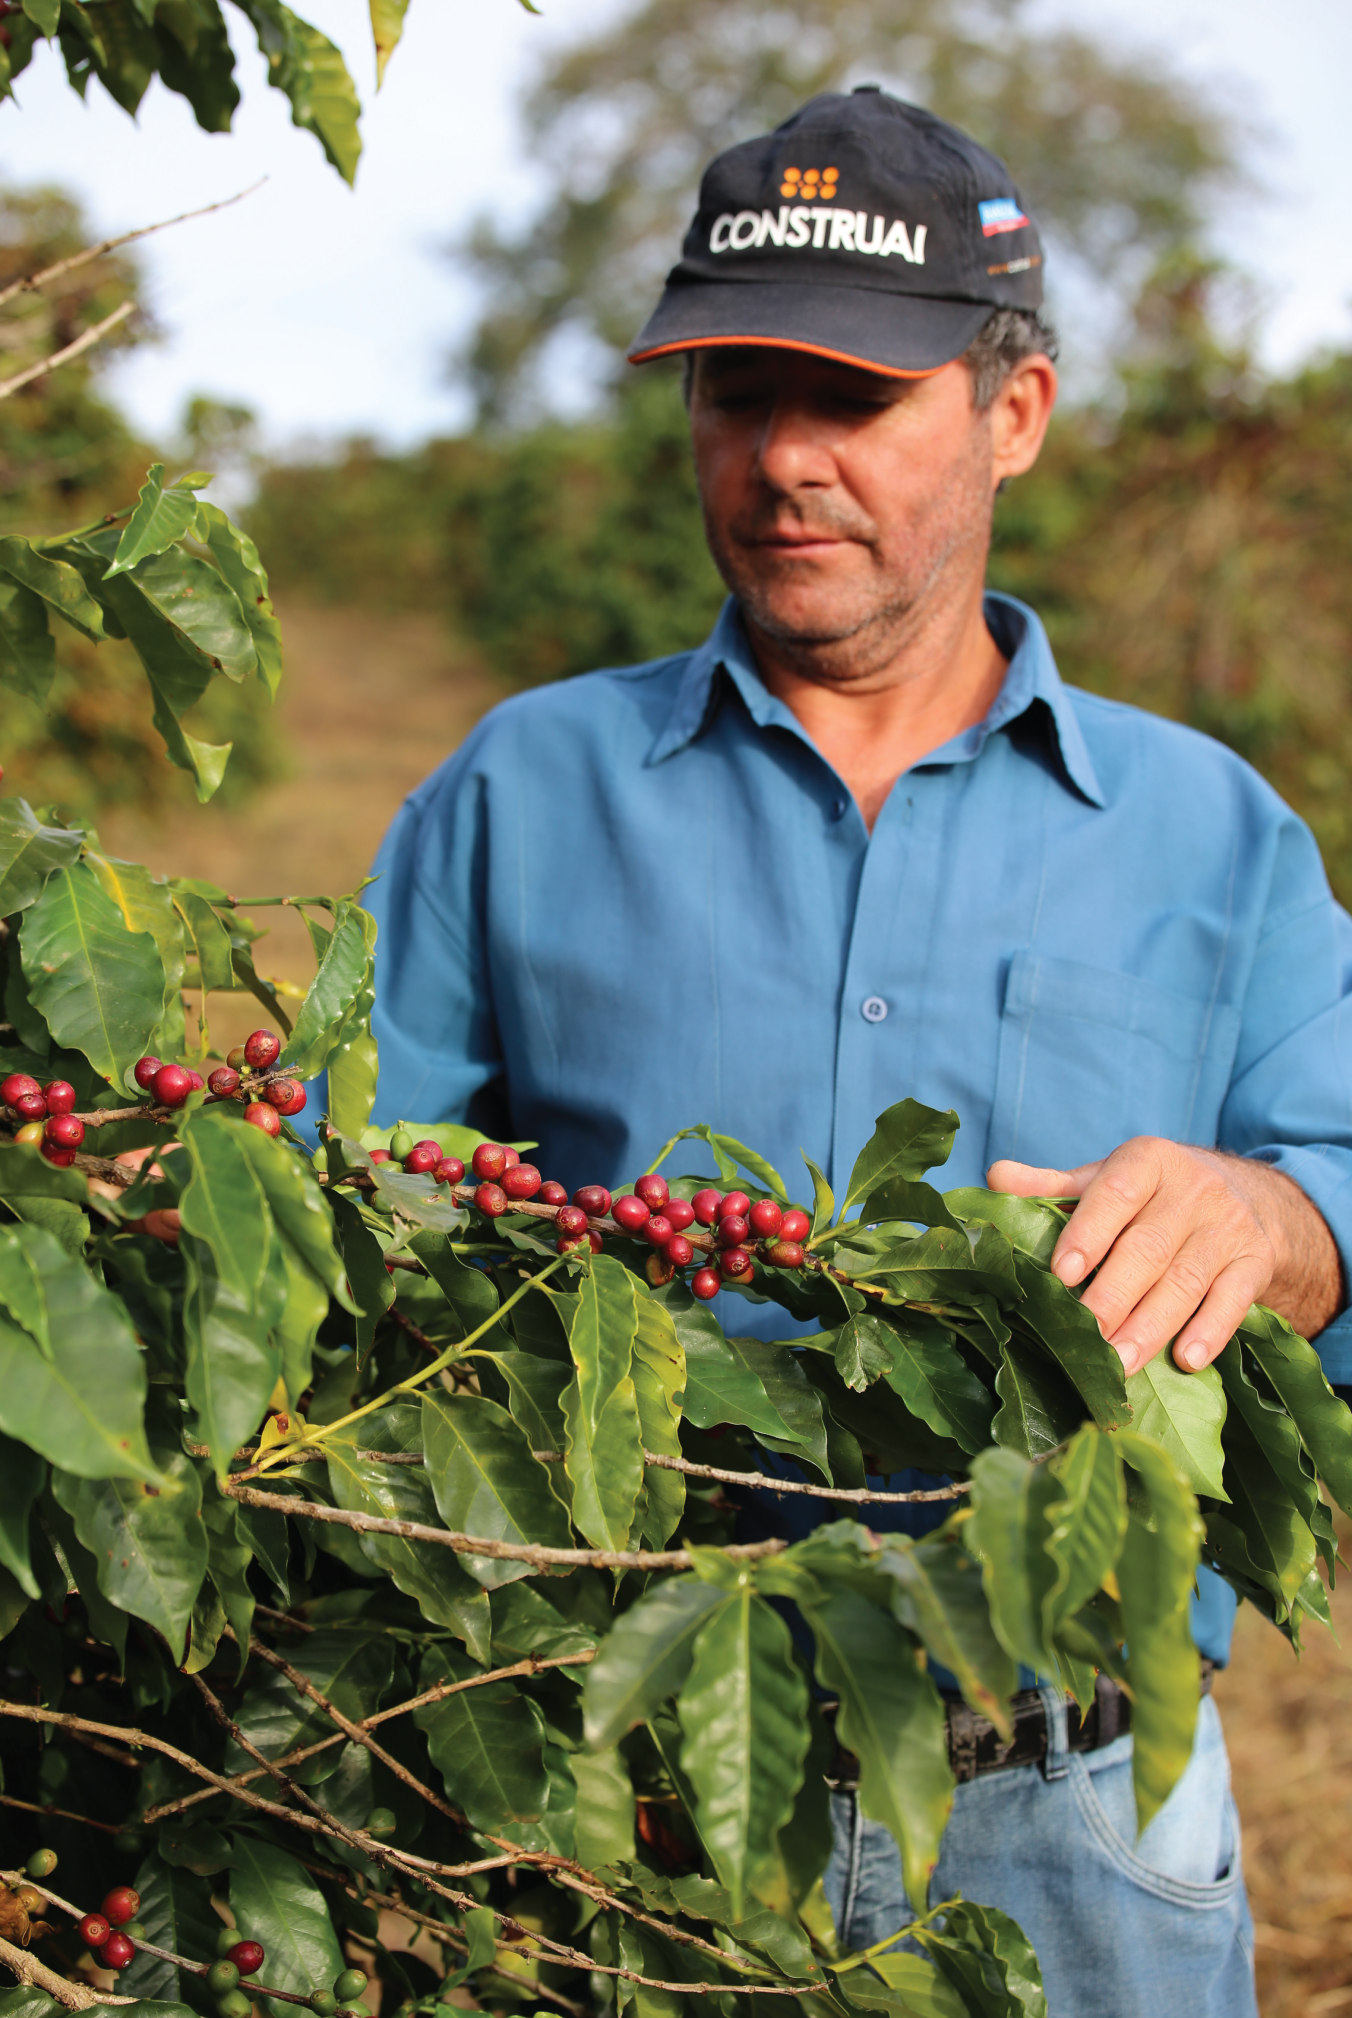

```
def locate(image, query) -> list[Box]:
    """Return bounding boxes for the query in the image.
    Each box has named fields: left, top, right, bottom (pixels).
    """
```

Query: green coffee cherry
left=309, top=1994, right=337, bottom=2015
left=216, top=1991, right=252, bottom=2018
left=113, top=1831, right=142, bottom=1857
left=122, top=1922, right=147, bottom=1942
left=363, top=1807, right=397, bottom=1839
left=333, top=1971, right=368, bottom=2002
left=25, top=1850, right=57, bottom=1879
left=218, top=1928, right=240, bottom=1957
left=388, top=1126, right=414, bottom=1160
left=207, top=1961, right=241, bottom=1995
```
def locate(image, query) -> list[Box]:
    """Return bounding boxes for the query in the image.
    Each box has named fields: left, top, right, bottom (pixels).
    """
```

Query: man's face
left=688, top=347, right=1012, bottom=676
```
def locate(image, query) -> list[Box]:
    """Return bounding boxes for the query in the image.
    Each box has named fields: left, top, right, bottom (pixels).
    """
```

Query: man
left=369, top=87, right=1352, bottom=2016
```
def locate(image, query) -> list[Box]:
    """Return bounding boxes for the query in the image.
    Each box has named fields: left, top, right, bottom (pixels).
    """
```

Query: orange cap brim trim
left=628, top=333, right=948, bottom=378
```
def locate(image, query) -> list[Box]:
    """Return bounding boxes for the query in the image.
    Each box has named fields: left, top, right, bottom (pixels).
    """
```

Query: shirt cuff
left=1245, top=1142, right=1352, bottom=1381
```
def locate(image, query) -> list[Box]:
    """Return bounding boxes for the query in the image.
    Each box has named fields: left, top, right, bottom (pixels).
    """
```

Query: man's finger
left=1172, top=1259, right=1271, bottom=1373
left=1044, top=1139, right=1172, bottom=1289
left=1089, top=1229, right=1257, bottom=1374
left=986, top=1158, right=1102, bottom=1199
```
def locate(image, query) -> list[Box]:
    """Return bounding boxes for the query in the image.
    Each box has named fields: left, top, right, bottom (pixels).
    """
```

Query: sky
left=9, top=0, right=1352, bottom=453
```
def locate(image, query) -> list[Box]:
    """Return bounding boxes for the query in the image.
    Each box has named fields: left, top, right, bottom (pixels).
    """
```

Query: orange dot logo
left=778, top=164, right=842, bottom=201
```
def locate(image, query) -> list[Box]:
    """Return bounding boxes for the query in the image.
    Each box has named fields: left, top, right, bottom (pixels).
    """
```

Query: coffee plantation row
left=1, top=471, right=1351, bottom=2018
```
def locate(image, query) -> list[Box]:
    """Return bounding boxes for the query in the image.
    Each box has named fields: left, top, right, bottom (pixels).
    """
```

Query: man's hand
left=987, top=1137, right=1343, bottom=1375
left=87, top=1142, right=181, bottom=1245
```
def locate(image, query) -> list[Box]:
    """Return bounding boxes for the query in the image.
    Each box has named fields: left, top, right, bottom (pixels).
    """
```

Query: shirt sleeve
left=365, top=740, right=504, bottom=1129
left=1218, top=811, right=1352, bottom=1378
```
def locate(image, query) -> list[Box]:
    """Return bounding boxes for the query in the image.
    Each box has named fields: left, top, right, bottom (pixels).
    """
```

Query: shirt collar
left=647, top=591, right=1106, bottom=809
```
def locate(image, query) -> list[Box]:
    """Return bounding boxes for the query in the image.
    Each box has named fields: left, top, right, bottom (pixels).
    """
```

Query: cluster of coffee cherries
left=1, top=1072, right=85, bottom=1165
left=380, top=1133, right=811, bottom=1299
left=75, top=1883, right=148, bottom=1974
left=131, top=1028, right=306, bottom=1140
left=199, top=1927, right=272, bottom=2018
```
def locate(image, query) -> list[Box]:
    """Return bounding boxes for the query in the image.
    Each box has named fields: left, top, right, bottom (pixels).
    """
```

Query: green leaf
left=965, top=1446, right=1062, bottom=1675
left=728, top=1336, right=832, bottom=1476
left=882, top=1537, right=1017, bottom=1736
left=84, top=848, right=189, bottom=1066
left=325, top=968, right=379, bottom=1138
left=573, top=1747, right=636, bottom=1871
left=104, top=464, right=205, bottom=576
left=234, top=0, right=362, bottom=182
left=654, top=1281, right=797, bottom=1442
left=80, top=552, right=231, bottom=800
left=1217, top=1340, right=1325, bottom=1578
left=863, top=1175, right=963, bottom=1231
left=1124, top=1355, right=1228, bottom=1499
left=230, top=1838, right=344, bottom=2018
left=415, top=1640, right=548, bottom=1828
left=1009, top=1256, right=1132, bottom=1430
left=992, top=1336, right=1084, bottom=1458
left=20, top=859, right=164, bottom=1084
left=944, top=1190, right=1068, bottom=1265
left=324, top=1406, right=492, bottom=1660
left=843, top=1098, right=960, bottom=1210
left=118, top=1852, right=221, bottom=2005
left=422, top=1390, right=573, bottom=1585
left=863, top=1953, right=969, bottom=2018
left=0, top=1222, right=51, bottom=1354
left=0, top=536, right=104, bottom=638
left=1238, top=1304, right=1352, bottom=1517
left=832, top=1310, right=994, bottom=1454
left=229, top=1628, right=394, bottom=1786
left=1115, top=1433, right=1204, bottom=1833
left=583, top=1575, right=730, bottom=1748
left=234, top=1121, right=356, bottom=1310
left=631, top=1294, right=686, bottom=1547
left=677, top=1589, right=808, bottom=1921
left=129, top=543, right=257, bottom=678
left=154, top=0, right=240, bottom=131
left=0, top=579, right=53, bottom=702
left=368, top=0, right=409, bottom=83
left=174, top=885, right=236, bottom=994
left=1044, top=1425, right=1128, bottom=1624
left=562, top=1254, right=644, bottom=1552
left=0, top=1432, right=44, bottom=1598
left=19, top=0, right=60, bottom=34
left=0, top=799, right=83, bottom=914
left=0, top=1226, right=157, bottom=1480
left=329, top=1191, right=394, bottom=1358
left=913, top=1899, right=1047, bottom=2018
left=708, top=1130, right=787, bottom=1200
left=280, top=900, right=374, bottom=1077
left=1205, top=1388, right=1317, bottom=1621
left=803, top=1154, right=835, bottom=1240
left=194, top=501, right=283, bottom=695
left=800, top=1585, right=951, bottom=1912
left=51, top=1437, right=206, bottom=1655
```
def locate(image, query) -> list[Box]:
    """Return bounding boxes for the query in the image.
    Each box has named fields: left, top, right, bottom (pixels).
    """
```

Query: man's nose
left=751, top=396, right=836, bottom=492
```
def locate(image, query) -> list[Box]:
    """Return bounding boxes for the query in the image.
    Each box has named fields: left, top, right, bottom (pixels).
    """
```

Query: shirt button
left=861, top=996, right=888, bottom=1023
left=830, top=796, right=848, bottom=821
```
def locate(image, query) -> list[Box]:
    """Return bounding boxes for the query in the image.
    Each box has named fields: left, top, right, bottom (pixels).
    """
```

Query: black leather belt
left=825, top=1664, right=1214, bottom=1789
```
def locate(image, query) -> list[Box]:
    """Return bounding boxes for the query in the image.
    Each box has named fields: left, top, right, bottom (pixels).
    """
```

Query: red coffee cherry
left=1, top=1072, right=41, bottom=1108
left=588, top=1230, right=603, bottom=1253
left=42, top=1145, right=77, bottom=1167
left=665, top=1234, right=695, bottom=1268
left=719, top=1247, right=753, bottom=1281
left=44, top=1113, right=84, bottom=1149
left=664, top=1198, right=695, bottom=1232
left=102, top=1888, right=140, bottom=1927
left=226, top=1045, right=247, bottom=1071
left=275, top=1083, right=308, bottom=1117
left=403, top=1143, right=441, bottom=1173
left=433, top=1156, right=465, bottom=1185
left=717, top=1214, right=749, bottom=1249
left=152, top=1063, right=194, bottom=1108
left=43, top=1080, right=76, bottom=1115
left=765, top=1239, right=806, bottom=1269
left=208, top=1066, right=241, bottom=1097
left=642, top=1214, right=674, bottom=1249
left=572, top=1184, right=611, bottom=1218
left=368, top=1148, right=393, bottom=1164
left=645, top=1253, right=675, bottom=1288
left=612, top=1195, right=650, bottom=1232
left=557, top=1233, right=588, bottom=1255
left=100, top=1933, right=135, bottom=1970
left=691, top=1267, right=721, bottom=1301
left=264, top=1077, right=301, bottom=1111
left=538, top=1181, right=568, bottom=1205
left=134, top=1055, right=163, bottom=1090
left=243, top=1029, right=281, bottom=1071
left=634, top=1173, right=669, bottom=1211
left=475, top=1181, right=508, bottom=1217
left=556, top=1204, right=588, bottom=1237
left=227, top=1942, right=265, bottom=1977
left=503, top=1162, right=543, bottom=1200
left=186, top=1069, right=205, bottom=1092
left=244, top=1102, right=282, bottom=1137
left=717, top=1192, right=751, bottom=1221
left=472, top=1142, right=508, bottom=1182
left=779, top=1208, right=811, bottom=1243
left=691, top=1188, right=722, bottom=1226
left=748, top=1199, right=784, bottom=1239
left=13, top=1091, right=47, bottom=1122
left=501, top=1147, right=520, bottom=1170
left=78, top=1914, right=110, bottom=1949
left=13, top=1121, right=43, bottom=1146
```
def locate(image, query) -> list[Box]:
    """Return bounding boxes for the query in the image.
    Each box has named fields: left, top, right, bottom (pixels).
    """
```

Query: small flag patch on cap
left=978, top=197, right=1030, bottom=236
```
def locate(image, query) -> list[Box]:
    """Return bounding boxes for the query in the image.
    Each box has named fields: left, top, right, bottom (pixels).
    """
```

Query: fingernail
left=1181, top=1341, right=1210, bottom=1371
left=1053, top=1249, right=1085, bottom=1286
left=1114, top=1341, right=1141, bottom=1376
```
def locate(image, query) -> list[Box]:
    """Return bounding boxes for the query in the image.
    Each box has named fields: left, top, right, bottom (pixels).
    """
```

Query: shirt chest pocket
left=986, top=951, right=1242, bottom=1171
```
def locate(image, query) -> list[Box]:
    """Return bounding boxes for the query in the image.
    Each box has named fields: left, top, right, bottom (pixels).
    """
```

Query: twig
left=538, top=1448, right=971, bottom=1506
left=0, top=301, right=134, bottom=401
left=253, top=1601, right=315, bottom=1632
left=0, top=1793, right=121, bottom=1834
left=0, top=183, right=266, bottom=309
left=222, top=1483, right=788, bottom=1571
left=0, top=1933, right=119, bottom=2008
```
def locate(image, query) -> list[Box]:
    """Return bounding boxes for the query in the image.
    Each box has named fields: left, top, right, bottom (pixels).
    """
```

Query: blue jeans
left=823, top=1692, right=1256, bottom=2018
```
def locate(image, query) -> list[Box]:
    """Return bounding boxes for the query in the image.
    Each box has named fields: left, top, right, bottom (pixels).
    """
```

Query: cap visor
left=628, top=279, right=992, bottom=375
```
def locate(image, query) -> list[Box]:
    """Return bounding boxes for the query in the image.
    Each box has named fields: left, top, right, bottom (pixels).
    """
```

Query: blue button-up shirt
left=367, top=592, right=1352, bottom=1664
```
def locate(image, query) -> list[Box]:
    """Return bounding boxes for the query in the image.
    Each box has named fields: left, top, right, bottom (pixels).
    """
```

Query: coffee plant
left=1, top=471, right=1351, bottom=2018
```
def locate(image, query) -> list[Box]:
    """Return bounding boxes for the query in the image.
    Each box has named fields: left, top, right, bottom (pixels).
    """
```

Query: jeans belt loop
left=1039, top=1683, right=1071, bottom=1781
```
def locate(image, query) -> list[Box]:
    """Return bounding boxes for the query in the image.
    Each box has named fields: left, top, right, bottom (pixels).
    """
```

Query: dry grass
left=98, top=605, right=1352, bottom=2016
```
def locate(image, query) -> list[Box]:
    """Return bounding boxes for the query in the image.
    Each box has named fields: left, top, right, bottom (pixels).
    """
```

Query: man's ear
left=990, top=354, right=1058, bottom=486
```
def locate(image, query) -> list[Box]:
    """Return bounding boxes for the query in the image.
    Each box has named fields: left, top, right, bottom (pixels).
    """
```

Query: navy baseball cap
left=628, top=86, right=1045, bottom=377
